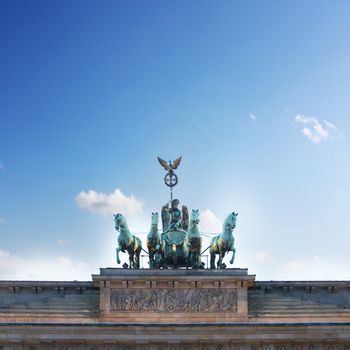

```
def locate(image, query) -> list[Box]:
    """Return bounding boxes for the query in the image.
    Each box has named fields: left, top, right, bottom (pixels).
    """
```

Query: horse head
left=151, top=212, right=159, bottom=230
left=190, top=209, right=200, bottom=228
left=114, top=213, right=126, bottom=231
left=223, top=211, right=238, bottom=232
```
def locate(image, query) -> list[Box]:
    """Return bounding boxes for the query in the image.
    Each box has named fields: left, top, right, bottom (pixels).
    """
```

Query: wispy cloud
left=57, top=238, right=72, bottom=246
left=323, top=120, right=336, bottom=129
left=278, top=256, right=327, bottom=280
left=0, top=250, right=10, bottom=257
left=199, top=209, right=222, bottom=233
left=75, top=188, right=144, bottom=216
left=254, top=250, right=275, bottom=264
left=0, top=250, right=92, bottom=280
left=294, top=114, right=338, bottom=144
left=249, top=112, right=256, bottom=121
left=0, top=217, right=6, bottom=224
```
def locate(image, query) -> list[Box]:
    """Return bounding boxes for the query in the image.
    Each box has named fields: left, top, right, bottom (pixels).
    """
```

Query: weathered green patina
left=185, top=209, right=202, bottom=269
left=114, top=157, right=238, bottom=270
left=209, top=212, right=237, bottom=269
left=147, top=212, right=162, bottom=269
left=114, top=213, right=142, bottom=269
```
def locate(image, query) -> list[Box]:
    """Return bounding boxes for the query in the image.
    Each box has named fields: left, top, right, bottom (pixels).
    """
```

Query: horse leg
left=196, top=252, right=200, bottom=269
left=160, top=249, right=166, bottom=269
left=230, top=247, right=236, bottom=265
left=197, top=242, right=202, bottom=268
left=154, top=243, right=162, bottom=269
left=189, top=241, right=195, bottom=269
left=210, top=251, right=216, bottom=269
left=190, top=251, right=194, bottom=269
left=149, top=250, right=154, bottom=269
left=129, top=251, right=134, bottom=269
left=116, top=247, right=121, bottom=265
left=151, top=252, right=155, bottom=269
left=198, top=254, right=204, bottom=269
left=186, top=251, right=190, bottom=269
left=217, top=247, right=224, bottom=269
left=133, top=242, right=141, bottom=269
left=192, top=252, right=198, bottom=269
left=135, top=247, right=141, bottom=269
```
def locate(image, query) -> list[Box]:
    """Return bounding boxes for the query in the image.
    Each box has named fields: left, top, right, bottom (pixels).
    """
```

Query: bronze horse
left=210, top=212, right=237, bottom=269
left=185, top=209, right=202, bottom=269
left=114, top=213, right=142, bottom=269
left=147, top=212, right=163, bottom=268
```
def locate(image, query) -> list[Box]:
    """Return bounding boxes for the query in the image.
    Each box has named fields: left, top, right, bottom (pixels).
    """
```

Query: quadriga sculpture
left=209, top=212, right=237, bottom=269
left=147, top=212, right=163, bottom=269
left=114, top=213, right=142, bottom=269
left=185, top=209, right=202, bottom=269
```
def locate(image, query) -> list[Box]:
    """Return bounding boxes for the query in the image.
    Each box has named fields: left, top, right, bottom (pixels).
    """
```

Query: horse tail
left=209, top=235, right=219, bottom=254
left=134, top=236, right=142, bottom=252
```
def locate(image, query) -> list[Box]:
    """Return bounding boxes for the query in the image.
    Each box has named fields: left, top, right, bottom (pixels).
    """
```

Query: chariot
left=115, top=156, right=237, bottom=270
left=161, top=228, right=187, bottom=268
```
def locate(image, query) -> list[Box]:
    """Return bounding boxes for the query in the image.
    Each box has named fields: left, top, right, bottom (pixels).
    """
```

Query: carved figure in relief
left=185, top=209, right=202, bottom=269
left=114, top=213, right=142, bottom=269
left=209, top=212, right=237, bottom=269
left=147, top=212, right=163, bottom=269
left=110, top=288, right=237, bottom=313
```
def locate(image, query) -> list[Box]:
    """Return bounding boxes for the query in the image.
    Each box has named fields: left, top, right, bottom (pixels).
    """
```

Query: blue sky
left=0, top=0, right=349, bottom=280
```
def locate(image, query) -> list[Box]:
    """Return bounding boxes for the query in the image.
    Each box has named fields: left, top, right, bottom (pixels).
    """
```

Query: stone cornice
left=1, top=322, right=350, bottom=342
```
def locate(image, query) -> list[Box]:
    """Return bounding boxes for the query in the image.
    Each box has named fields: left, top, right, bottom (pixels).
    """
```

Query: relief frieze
left=110, top=288, right=237, bottom=312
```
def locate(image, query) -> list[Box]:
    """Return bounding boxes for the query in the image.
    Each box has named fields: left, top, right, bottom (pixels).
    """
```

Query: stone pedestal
left=92, top=268, right=255, bottom=323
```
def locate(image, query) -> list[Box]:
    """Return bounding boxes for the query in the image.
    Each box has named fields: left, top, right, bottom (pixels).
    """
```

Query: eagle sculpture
left=157, top=156, right=182, bottom=173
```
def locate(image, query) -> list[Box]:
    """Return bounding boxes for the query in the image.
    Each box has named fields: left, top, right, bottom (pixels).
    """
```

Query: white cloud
left=0, top=250, right=10, bottom=258
left=285, top=256, right=322, bottom=270
left=0, top=217, right=6, bottom=224
left=255, top=250, right=275, bottom=264
left=294, top=114, right=338, bottom=144
left=199, top=209, right=222, bottom=233
left=278, top=256, right=327, bottom=280
left=75, top=188, right=144, bottom=216
left=0, top=250, right=92, bottom=280
left=302, top=127, right=324, bottom=144
left=249, top=112, right=256, bottom=121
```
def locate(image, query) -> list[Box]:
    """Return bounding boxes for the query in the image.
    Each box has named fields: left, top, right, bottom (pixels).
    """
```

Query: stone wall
left=0, top=281, right=99, bottom=323
left=0, top=343, right=350, bottom=350
left=249, top=281, right=350, bottom=322
left=1, top=323, right=350, bottom=349
left=1, top=270, right=350, bottom=347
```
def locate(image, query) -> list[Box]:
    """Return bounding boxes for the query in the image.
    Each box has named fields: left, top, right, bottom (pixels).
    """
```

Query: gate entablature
left=92, top=268, right=255, bottom=323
